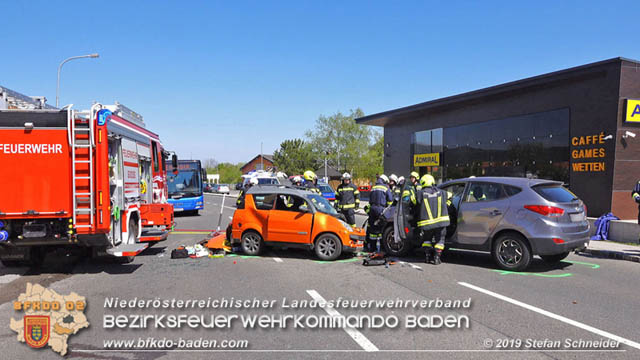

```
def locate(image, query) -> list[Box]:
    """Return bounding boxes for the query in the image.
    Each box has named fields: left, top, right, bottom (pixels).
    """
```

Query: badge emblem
left=24, top=315, right=50, bottom=348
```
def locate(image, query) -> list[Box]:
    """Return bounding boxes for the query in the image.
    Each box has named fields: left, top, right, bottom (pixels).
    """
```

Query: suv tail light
left=524, top=205, right=565, bottom=217
left=583, top=204, right=588, bottom=216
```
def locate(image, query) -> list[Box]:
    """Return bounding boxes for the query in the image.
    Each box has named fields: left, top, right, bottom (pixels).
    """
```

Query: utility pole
left=56, top=53, right=99, bottom=107
left=324, top=151, right=328, bottom=181
left=260, top=142, right=264, bottom=170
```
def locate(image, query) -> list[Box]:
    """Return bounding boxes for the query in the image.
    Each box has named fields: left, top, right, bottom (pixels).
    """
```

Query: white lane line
left=273, top=257, right=283, bottom=263
left=398, top=261, right=423, bottom=271
left=306, top=289, right=379, bottom=352
left=458, top=282, right=640, bottom=350
left=0, top=273, right=24, bottom=284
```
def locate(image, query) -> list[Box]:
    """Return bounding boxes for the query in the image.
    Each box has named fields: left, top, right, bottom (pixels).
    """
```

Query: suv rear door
left=455, top=182, right=510, bottom=245
left=531, top=183, right=588, bottom=232
left=266, top=194, right=313, bottom=244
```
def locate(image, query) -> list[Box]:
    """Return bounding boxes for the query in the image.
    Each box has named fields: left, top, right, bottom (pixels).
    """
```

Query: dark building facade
left=356, top=58, right=640, bottom=219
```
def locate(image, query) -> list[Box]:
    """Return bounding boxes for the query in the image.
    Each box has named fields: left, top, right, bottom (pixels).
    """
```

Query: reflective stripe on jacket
left=304, top=182, right=320, bottom=194
left=335, top=183, right=360, bottom=209
left=416, top=186, right=450, bottom=230
left=633, top=181, right=640, bottom=200
left=370, top=180, right=393, bottom=207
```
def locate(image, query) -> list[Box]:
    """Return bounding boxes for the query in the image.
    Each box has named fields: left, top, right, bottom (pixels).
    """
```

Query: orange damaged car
left=231, top=186, right=366, bottom=260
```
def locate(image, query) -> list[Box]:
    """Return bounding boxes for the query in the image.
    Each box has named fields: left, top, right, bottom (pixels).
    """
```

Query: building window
left=412, top=128, right=444, bottom=181
left=442, top=109, right=570, bottom=183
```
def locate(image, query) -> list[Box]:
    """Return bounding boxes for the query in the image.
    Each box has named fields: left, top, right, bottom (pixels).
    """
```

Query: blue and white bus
left=167, top=160, right=205, bottom=215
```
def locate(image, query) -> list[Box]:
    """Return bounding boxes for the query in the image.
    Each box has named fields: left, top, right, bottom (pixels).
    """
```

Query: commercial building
left=356, top=57, right=640, bottom=219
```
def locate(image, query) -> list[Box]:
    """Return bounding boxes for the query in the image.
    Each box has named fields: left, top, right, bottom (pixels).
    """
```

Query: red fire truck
left=0, top=88, right=175, bottom=266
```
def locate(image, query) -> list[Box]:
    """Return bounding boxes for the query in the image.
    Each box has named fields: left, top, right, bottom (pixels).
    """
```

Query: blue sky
left=2, top=1, right=640, bottom=163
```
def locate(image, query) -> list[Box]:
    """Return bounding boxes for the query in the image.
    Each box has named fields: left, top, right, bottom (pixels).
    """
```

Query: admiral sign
left=625, top=99, right=640, bottom=123
left=413, top=153, right=440, bottom=167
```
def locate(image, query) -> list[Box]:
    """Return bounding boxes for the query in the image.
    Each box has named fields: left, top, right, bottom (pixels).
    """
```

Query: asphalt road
left=1, top=193, right=639, bottom=359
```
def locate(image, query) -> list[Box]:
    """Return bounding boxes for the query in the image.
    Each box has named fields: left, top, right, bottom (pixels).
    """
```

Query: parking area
left=0, top=193, right=638, bottom=359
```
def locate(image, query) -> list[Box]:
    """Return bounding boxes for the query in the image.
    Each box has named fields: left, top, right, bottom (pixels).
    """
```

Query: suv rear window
left=258, top=178, right=279, bottom=185
left=253, top=194, right=276, bottom=210
left=504, top=185, right=522, bottom=197
left=533, top=185, right=577, bottom=203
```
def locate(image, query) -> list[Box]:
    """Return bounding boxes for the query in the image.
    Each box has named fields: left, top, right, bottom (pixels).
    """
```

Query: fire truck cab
left=0, top=87, right=175, bottom=266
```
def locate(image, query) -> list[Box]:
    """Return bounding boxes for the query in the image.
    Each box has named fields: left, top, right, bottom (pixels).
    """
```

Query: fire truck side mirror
left=171, top=154, right=178, bottom=174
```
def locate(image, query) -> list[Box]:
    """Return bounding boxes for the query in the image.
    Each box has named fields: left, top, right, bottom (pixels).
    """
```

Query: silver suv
left=383, top=177, right=590, bottom=271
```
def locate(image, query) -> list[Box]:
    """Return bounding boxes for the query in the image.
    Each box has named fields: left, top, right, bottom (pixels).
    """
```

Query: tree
left=305, top=108, right=381, bottom=179
left=212, top=162, right=243, bottom=184
left=355, top=131, right=384, bottom=179
left=273, top=139, right=317, bottom=175
left=203, top=158, right=218, bottom=173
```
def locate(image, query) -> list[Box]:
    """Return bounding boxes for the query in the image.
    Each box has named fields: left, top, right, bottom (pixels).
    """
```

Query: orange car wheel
left=314, top=233, right=342, bottom=261
left=241, top=231, right=263, bottom=256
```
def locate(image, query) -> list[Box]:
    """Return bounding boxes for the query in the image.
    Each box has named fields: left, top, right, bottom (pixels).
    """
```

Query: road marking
left=491, top=270, right=573, bottom=278
left=273, top=257, right=283, bottom=263
left=0, top=273, right=23, bottom=284
left=458, top=282, right=640, bottom=350
left=170, top=231, right=212, bottom=235
left=398, top=261, right=423, bottom=271
left=564, top=260, right=600, bottom=269
left=205, top=193, right=238, bottom=198
left=306, top=289, right=379, bottom=352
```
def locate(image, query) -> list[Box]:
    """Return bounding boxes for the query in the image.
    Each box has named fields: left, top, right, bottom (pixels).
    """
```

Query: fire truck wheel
left=28, top=248, right=45, bottom=267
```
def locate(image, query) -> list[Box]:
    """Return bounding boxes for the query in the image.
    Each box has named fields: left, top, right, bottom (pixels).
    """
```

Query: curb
left=577, top=248, right=640, bottom=263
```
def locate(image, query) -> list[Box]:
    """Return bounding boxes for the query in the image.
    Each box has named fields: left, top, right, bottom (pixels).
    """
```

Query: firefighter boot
left=425, top=248, right=433, bottom=264
left=433, top=250, right=442, bottom=265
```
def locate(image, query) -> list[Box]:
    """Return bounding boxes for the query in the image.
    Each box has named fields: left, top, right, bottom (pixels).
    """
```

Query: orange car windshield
left=308, top=194, right=338, bottom=216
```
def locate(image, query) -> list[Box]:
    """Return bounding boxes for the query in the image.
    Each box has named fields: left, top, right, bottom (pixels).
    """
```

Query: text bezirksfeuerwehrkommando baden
left=104, top=297, right=472, bottom=310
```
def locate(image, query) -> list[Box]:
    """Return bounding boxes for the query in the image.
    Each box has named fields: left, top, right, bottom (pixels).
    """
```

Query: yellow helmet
left=410, top=171, right=419, bottom=179
left=303, top=170, right=317, bottom=181
left=420, top=174, right=436, bottom=187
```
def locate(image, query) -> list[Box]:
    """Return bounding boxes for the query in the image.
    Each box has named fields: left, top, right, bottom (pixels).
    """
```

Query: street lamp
left=56, top=53, right=99, bottom=107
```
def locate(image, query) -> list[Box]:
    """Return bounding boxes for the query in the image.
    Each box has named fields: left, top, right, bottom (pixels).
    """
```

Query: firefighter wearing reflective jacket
left=335, top=173, right=360, bottom=227
left=389, top=174, right=401, bottom=203
left=633, top=180, right=640, bottom=224
left=303, top=170, right=321, bottom=194
left=237, top=177, right=258, bottom=208
left=367, top=174, right=393, bottom=252
left=413, top=174, right=450, bottom=265
left=402, top=171, right=421, bottom=218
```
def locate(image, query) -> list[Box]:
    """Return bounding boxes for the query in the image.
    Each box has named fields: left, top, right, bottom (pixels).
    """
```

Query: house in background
left=240, top=154, right=274, bottom=174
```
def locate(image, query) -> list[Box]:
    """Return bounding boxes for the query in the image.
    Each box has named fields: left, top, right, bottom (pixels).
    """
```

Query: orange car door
left=266, top=195, right=313, bottom=244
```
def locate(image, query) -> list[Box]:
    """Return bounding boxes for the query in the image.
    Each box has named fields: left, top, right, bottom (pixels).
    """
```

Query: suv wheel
left=315, top=234, right=342, bottom=261
left=540, top=252, right=570, bottom=263
left=382, top=226, right=410, bottom=257
left=492, top=233, right=532, bottom=271
left=241, top=231, right=263, bottom=256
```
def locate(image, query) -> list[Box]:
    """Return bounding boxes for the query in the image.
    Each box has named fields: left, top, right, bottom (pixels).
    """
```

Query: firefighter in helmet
left=237, top=177, right=259, bottom=208
left=335, top=172, right=360, bottom=227
left=633, top=179, right=640, bottom=225
left=303, top=170, right=320, bottom=194
left=367, top=174, right=393, bottom=252
left=410, top=174, right=450, bottom=265
left=292, top=175, right=303, bottom=187
left=388, top=174, right=401, bottom=202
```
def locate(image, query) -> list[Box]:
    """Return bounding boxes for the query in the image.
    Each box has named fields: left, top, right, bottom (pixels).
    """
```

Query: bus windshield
left=168, top=169, right=202, bottom=198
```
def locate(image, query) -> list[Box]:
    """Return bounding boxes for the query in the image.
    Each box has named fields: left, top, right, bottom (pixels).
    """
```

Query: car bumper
left=344, top=234, right=365, bottom=253
left=530, top=232, right=590, bottom=255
